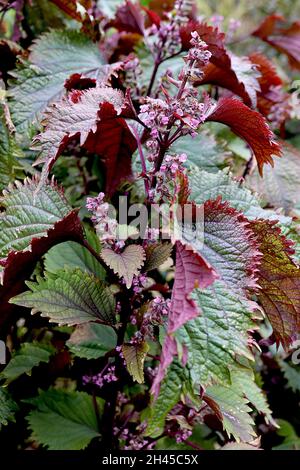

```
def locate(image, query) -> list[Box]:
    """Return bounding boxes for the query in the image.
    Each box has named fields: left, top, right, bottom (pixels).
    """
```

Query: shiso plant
left=0, top=0, right=300, bottom=451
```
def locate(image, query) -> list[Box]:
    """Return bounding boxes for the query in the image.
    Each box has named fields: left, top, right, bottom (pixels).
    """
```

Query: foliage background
left=0, top=0, right=300, bottom=452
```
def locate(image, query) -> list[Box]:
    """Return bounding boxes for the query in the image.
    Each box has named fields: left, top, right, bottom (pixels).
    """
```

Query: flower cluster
left=130, top=296, right=171, bottom=341
left=124, top=436, right=152, bottom=450
left=132, top=273, right=148, bottom=294
left=139, top=87, right=209, bottom=142
left=86, top=192, right=117, bottom=243
left=82, top=365, right=118, bottom=389
left=147, top=0, right=193, bottom=61
left=123, top=54, right=142, bottom=98
left=86, top=193, right=119, bottom=244
left=160, top=153, right=187, bottom=174
left=145, top=296, right=171, bottom=324
left=184, top=31, right=212, bottom=79
left=124, top=423, right=152, bottom=450
left=155, top=153, right=188, bottom=203
left=174, top=428, right=193, bottom=443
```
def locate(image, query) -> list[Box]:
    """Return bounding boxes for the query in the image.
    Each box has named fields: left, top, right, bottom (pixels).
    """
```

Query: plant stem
left=151, top=60, right=194, bottom=185
left=147, top=59, right=161, bottom=97
left=131, top=126, right=150, bottom=198
left=101, top=295, right=131, bottom=449
left=185, top=440, right=204, bottom=451
left=92, top=389, right=102, bottom=433
left=241, top=153, right=254, bottom=180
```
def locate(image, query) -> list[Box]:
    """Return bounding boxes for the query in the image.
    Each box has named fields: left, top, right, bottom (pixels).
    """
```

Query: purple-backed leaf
left=253, top=15, right=300, bottom=70
left=180, top=21, right=231, bottom=69
left=168, top=241, right=217, bottom=333
left=205, top=97, right=282, bottom=175
left=151, top=334, right=178, bottom=399
left=249, top=52, right=291, bottom=127
left=180, top=198, right=262, bottom=292
left=151, top=241, right=217, bottom=398
left=249, top=219, right=300, bottom=349
left=109, top=0, right=145, bottom=35
left=198, top=54, right=261, bottom=108
left=0, top=211, right=83, bottom=331
left=32, top=87, right=137, bottom=196
left=0, top=177, right=84, bottom=330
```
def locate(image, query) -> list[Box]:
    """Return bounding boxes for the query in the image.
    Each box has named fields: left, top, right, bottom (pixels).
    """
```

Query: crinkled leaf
left=247, top=141, right=300, bottom=215
left=144, top=242, right=173, bottom=272
left=249, top=219, right=300, bottom=349
left=206, top=97, right=281, bottom=175
left=205, top=384, right=256, bottom=443
left=101, top=244, right=145, bottom=288
left=1, top=342, right=55, bottom=383
left=25, top=389, right=102, bottom=450
left=279, top=361, right=300, bottom=393
left=8, top=29, right=107, bottom=133
left=0, top=178, right=84, bottom=330
left=0, top=177, right=72, bottom=257
left=168, top=241, right=217, bottom=333
left=189, top=166, right=288, bottom=223
left=122, top=341, right=149, bottom=384
left=0, top=104, right=23, bottom=191
left=152, top=199, right=260, bottom=398
left=11, top=268, right=116, bottom=326
left=253, top=15, right=300, bottom=70
left=0, top=387, right=19, bottom=427
left=199, top=54, right=261, bottom=108
left=110, top=0, right=145, bottom=35
left=146, top=361, right=184, bottom=438
left=187, top=198, right=260, bottom=292
left=171, top=131, right=229, bottom=173
left=189, top=166, right=265, bottom=218
left=229, top=365, right=274, bottom=425
left=45, top=241, right=106, bottom=279
left=32, top=87, right=136, bottom=195
left=176, top=281, right=256, bottom=387
left=180, top=21, right=231, bottom=69
left=67, top=323, right=117, bottom=359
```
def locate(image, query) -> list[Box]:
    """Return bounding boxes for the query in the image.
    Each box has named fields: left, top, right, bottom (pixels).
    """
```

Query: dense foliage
left=0, top=0, right=300, bottom=451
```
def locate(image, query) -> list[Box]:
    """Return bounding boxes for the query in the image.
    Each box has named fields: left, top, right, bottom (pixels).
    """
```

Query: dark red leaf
left=147, top=0, right=176, bottom=18
left=110, top=0, right=145, bottom=35
left=180, top=21, right=231, bottom=69
left=198, top=55, right=260, bottom=108
left=49, top=0, right=92, bottom=21
left=249, top=52, right=291, bottom=126
left=253, top=14, right=300, bottom=70
left=142, top=6, right=161, bottom=27
left=168, top=241, right=217, bottom=333
left=249, top=52, right=282, bottom=93
left=0, top=211, right=84, bottom=332
left=83, top=111, right=136, bottom=195
left=249, top=219, right=300, bottom=349
left=205, top=97, right=281, bottom=175
left=32, top=87, right=137, bottom=196
left=64, top=73, right=96, bottom=92
left=151, top=241, right=217, bottom=397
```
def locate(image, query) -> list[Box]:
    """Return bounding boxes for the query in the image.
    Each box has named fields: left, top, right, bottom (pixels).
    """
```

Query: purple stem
left=132, top=126, right=150, bottom=198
